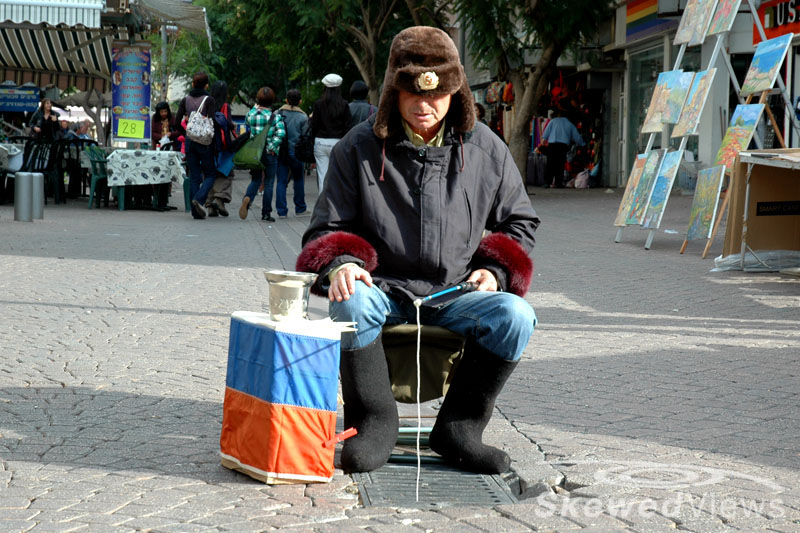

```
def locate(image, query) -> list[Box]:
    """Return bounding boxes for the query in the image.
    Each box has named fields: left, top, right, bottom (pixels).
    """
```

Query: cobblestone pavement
left=0, top=175, right=798, bottom=532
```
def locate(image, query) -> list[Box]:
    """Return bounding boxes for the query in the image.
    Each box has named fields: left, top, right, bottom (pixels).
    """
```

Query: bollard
left=13, top=172, right=33, bottom=222
left=31, top=172, right=44, bottom=219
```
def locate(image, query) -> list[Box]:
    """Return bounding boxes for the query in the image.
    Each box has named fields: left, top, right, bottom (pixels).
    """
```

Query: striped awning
left=0, top=0, right=104, bottom=28
left=0, top=24, right=128, bottom=92
left=0, top=0, right=211, bottom=92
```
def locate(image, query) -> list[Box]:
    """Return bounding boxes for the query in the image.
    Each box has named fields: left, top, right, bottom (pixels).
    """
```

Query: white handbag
left=185, top=96, right=214, bottom=145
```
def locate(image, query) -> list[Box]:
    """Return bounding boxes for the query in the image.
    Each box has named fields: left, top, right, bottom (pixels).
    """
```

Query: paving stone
left=2, top=185, right=798, bottom=531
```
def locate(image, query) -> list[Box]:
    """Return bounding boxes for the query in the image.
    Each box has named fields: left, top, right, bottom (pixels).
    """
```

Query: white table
left=106, top=149, right=185, bottom=187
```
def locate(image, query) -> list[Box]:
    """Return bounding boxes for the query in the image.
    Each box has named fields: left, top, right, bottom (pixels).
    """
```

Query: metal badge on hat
left=417, top=71, right=439, bottom=91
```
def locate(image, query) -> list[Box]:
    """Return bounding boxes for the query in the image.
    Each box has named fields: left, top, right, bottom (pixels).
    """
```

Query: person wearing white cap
left=310, top=73, right=351, bottom=192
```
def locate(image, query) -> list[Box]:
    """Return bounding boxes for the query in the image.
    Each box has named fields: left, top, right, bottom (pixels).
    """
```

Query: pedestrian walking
left=539, top=108, right=585, bottom=188
left=275, top=89, right=310, bottom=218
left=296, top=26, right=539, bottom=475
left=206, top=81, right=235, bottom=217
left=175, top=71, right=217, bottom=219
left=239, top=86, right=285, bottom=222
left=310, top=73, right=350, bottom=192
left=348, top=80, right=375, bottom=129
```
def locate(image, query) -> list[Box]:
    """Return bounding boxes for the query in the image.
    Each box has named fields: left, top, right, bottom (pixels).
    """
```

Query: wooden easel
left=683, top=88, right=789, bottom=258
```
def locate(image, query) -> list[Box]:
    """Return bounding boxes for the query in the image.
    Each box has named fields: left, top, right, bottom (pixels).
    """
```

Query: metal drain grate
left=352, top=463, right=518, bottom=508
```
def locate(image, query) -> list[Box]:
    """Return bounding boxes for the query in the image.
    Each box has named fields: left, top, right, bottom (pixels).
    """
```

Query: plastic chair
left=32, top=141, right=64, bottom=204
left=85, top=145, right=111, bottom=209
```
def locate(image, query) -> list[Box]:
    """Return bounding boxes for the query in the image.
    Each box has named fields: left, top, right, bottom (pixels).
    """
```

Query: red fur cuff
left=475, top=233, right=533, bottom=296
left=296, top=231, right=379, bottom=274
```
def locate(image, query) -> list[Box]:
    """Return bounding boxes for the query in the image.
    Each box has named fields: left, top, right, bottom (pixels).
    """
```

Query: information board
left=111, top=41, right=151, bottom=143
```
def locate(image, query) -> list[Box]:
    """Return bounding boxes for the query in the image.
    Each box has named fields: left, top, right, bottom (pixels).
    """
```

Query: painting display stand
left=746, top=0, right=800, bottom=141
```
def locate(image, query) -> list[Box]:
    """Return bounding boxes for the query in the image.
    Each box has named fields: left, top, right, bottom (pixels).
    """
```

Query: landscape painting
left=674, top=0, right=701, bottom=45
left=714, top=104, right=765, bottom=169
left=626, top=149, right=666, bottom=225
left=740, top=33, right=793, bottom=96
left=707, top=0, right=742, bottom=36
left=672, top=69, right=717, bottom=137
left=615, top=155, right=647, bottom=227
left=661, top=72, right=695, bottom=124
left=688, top=0, right=719, bottom=47
left=687, top=165, right=726, bottom=240
left=642, top=71, right=691, bottom=133
left=643, top=150, right=684, bottom=229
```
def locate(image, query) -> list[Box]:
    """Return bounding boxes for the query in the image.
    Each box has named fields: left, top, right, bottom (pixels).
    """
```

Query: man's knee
left=498, top=294, right=536, bottom=339
left=329, top=281, right=387, bottom=350
left=476, top=293, right=536, bottom=361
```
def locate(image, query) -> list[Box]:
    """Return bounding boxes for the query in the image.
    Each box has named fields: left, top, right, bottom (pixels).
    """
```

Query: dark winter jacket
left=348, top=100, right=375, bottom=129
left=174, top=88, right=216, bottom=136
left=297, top=116, right=540, bottom=301
left=311, top=98, right=351, bottom=139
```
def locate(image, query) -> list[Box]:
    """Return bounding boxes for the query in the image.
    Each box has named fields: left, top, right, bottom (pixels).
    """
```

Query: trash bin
left=13, top=171, right=33, bottom=222
left=31, top=172, right=44, bottom=219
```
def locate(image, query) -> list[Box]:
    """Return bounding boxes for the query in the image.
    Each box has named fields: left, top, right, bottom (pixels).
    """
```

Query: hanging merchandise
left=502, top=82, right=514, bottom=103
left=485, top=81, right=504, bottom=104
left=503, top=105, right=515, bottom=142
left=551, top=71, right=567, bottom=109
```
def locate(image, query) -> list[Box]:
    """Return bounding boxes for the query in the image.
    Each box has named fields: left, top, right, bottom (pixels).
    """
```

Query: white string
left=414, top=300, right=422, bottom=502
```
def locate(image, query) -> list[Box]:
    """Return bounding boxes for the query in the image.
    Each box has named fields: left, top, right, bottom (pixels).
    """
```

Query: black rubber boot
left=429, top=340, right=518, bottom=474
left=339, top=334, right=399, bottom=473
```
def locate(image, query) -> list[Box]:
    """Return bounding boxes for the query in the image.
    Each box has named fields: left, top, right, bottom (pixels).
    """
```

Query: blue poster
left=111, top=42, right=151, bottom=142
left=0, top=87, right=40, bottom=112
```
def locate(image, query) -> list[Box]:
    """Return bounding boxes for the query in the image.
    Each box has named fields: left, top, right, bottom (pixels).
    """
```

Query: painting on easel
left=674, top=0, right=702, bottom=45
left=688, top=0, right=720, bottom=47
left=626, top=149, right=666, bottom=225
left=714, top=104, right=765, bottom=169
left=643, top=150, right=684, bottom=229
left=614, top=155, right=647, bottom=227
left=740, top=33, right=793, bottom=96
left=672, top=69, right=717, bottom=138
left=687, top=165, right=726, bottom=240
left=707, top=0, right=743, bottom=36
left=642, top=71, right=694, bottom=133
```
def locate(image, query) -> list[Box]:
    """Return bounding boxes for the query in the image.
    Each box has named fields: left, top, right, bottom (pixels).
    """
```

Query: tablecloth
left=106, top=149, right=185, bottom=187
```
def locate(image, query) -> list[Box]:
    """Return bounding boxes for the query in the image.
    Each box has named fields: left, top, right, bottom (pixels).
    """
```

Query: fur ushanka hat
left=373, top=26, right=475, bottom=139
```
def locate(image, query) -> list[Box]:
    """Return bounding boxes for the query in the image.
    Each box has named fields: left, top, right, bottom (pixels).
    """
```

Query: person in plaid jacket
left=239, top=86, right=286, bottom=221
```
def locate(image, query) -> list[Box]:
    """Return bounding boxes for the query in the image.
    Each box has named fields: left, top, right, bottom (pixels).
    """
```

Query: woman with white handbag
left=175, top=71, right=217, bottom=219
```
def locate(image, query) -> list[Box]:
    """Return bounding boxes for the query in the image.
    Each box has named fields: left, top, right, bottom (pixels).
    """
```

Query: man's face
left=397, top=89, right=451, bottom=138
left=60, top=120, right=68, bottom=129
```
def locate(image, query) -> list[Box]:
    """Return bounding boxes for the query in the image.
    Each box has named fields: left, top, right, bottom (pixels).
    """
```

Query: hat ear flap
left=458, top=85, right=476, bottom=133
left=373, top=89, right=395, bottom=139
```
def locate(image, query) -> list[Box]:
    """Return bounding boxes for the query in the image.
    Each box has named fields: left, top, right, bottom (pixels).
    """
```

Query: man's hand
left=329, top=263, right=373, bottom=302
left=467, top=268, right=498, bottom=292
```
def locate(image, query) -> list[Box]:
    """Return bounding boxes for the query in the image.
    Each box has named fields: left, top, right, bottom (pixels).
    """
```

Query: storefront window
left=627, top=46, right=664, bottom=173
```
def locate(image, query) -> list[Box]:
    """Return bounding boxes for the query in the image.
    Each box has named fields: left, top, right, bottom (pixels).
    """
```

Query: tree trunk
left=506, top=40, right=565, bottom=183
left=80, top=89, right=106, bottom=146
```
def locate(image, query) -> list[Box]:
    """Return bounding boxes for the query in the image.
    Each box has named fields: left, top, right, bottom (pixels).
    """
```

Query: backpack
left=276, top=110, right=290, bottom=164
left=185, top=96, right=214, bottom=145
left=294, top=121, right=315, bottom=164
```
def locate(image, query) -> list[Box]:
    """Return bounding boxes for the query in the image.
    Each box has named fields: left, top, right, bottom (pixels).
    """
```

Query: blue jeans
left=185, top=139, right=216, bottom=216
left=245, top=154, right=277, bottom=216
left=329, top=282, right=537, bottom=361
left=276, top=150, right=307, bottom=216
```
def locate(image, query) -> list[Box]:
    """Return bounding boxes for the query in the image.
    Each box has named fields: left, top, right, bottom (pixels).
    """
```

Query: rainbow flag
left=220, top=312, right=342, bottom=484
left=627, top=0, right=679, bottom=42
